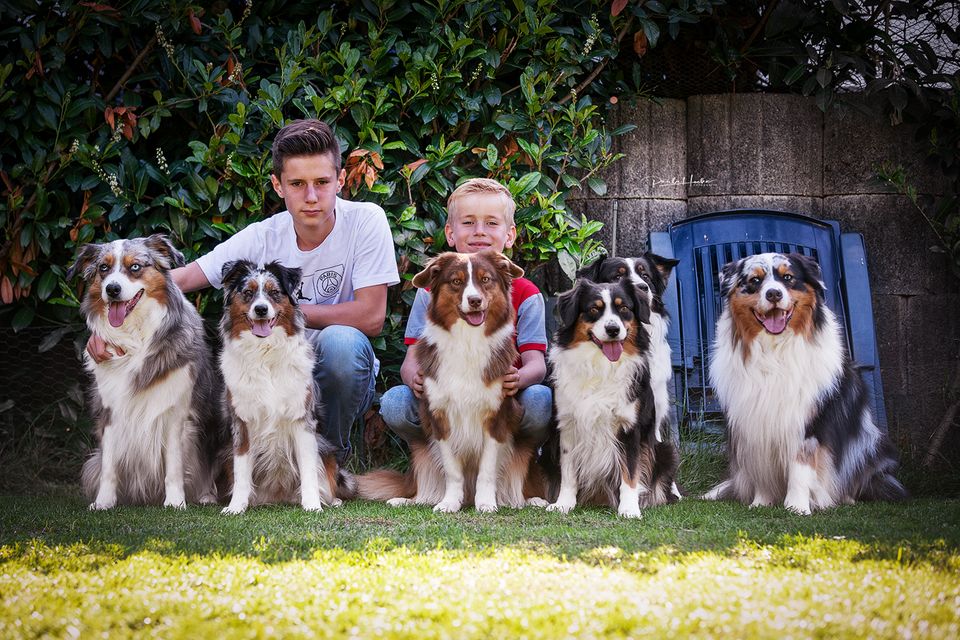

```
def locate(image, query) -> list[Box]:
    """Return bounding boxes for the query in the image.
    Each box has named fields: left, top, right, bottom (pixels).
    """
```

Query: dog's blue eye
left=98, top=264, right=109, bottom=273
left=783, top=274, right=794, bottom=282
left=130, top=264, right=141, bottom=272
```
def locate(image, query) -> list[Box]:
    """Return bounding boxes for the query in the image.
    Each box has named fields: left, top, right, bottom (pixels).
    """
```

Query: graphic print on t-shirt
left=298, top=264, right=345, bottom=303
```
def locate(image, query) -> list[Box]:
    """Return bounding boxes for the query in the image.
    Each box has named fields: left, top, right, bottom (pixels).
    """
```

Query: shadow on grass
left=1, top=492, right=958, bottom=569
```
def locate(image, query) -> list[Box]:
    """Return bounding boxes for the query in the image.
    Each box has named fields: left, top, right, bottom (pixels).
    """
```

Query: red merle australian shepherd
left=705, top=252, right=906, bottom=514
left=68, top=235, right=224, bottom=510
left=358, top=250, right=539, bottom=513
left=218, top=260, right=355, bottom=513
left=544, top=278, right=679, bottom=518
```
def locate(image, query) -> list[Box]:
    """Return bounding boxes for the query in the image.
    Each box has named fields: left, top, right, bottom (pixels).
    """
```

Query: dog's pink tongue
left=601, top=340, right=624, bottom=362
left=108, top=302, right=127, bottom=327
left=465, top=311, right=485, bottom=326
left=762, top=309, right=789, bottom=334
left=251, top=320, right=273, bottom=338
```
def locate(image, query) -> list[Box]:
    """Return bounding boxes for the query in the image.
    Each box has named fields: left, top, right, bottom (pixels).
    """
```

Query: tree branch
left=559, top=16, right=634, bottom=106
left=105, top=36, right=157, bottom=103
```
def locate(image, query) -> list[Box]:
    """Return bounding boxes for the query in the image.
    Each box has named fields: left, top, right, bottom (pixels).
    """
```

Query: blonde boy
left=380, top=178, right=552, bottom=444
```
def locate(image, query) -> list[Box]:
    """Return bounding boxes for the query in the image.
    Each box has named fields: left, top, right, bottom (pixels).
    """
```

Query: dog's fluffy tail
left=356, top=469, right=416, bottom=501
left=335, top=468, right=359, bottom=501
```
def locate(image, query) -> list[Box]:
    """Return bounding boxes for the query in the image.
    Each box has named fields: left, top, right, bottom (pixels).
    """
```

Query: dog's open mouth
left=250, top=317, right=278, bottom=338
left=591, top=335, right=624, bottom=362
left=754, top=306, right=794, bottom=335
left=108, top=289, right=144, bottom=327
left=463, top=311, right=486, bottom=327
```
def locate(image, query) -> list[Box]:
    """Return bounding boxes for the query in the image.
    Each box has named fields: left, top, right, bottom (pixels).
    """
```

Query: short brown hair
left=271, top=119, right=341, bottom=176
left=446, top=178, right=516, bottom=226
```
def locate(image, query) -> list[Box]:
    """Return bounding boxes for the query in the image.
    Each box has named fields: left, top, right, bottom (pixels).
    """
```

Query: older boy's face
left=444, top=193, right=517, bottom=254
left=270, top=153, right=345, bottom=240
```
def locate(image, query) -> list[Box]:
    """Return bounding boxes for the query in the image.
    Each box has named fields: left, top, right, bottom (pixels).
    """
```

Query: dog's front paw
left=89, top=498, right=116, bottom=511
left=198, top=492, right=218, bottom=506
left=163, top=497, right=187, bottom=510
left=475, top=500, right=498, bottom=513
left=327, top=498, right=344, bottom=508
left=221, top=503, right=247, bottom=515
left=617, top=504, right=643, bottom=519
left=546, top=500, right=574, bottom=514
left=433, top=499, right=462, bottom=513
left=525, top=497, right=549, bottom=508
left=301, top=500, right=324, bottom=512
left=784, top=500, right=812, bottom=516
left=750, top=494, right=774, bottom=508
left=387, top=497, right=414, bottom=507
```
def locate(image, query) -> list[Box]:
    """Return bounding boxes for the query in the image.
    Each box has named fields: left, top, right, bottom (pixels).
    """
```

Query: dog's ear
left=67, top=243, right=102, bottom=282
left=265, top=261, right=303, bottom=304
left=488, top=250, right=524, bottom=280
left=626, top=282, right=651, bottom=324
left=576, top=256, right=605, bottom=281
left=645, top=252, right=679, bottom=282
left=220, top=260, right=252, bottom=304
left=554, top=281, right=585, bottom=334
left=144, top=234, right=186, bottom=270
left=789, top=253, right=827, bottom=298
left=412, top=253, right=450, bottom=289
left=719, top=259, right=742, bottom=298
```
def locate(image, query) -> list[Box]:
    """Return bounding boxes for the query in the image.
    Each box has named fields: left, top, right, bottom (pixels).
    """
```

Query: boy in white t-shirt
left=88, top=119, right=400, bottom=463
left=379, top=178, right=553, bottom=446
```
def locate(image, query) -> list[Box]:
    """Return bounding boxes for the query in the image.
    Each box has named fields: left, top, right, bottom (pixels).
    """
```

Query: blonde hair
left=446, top=178, right=516, bottom=227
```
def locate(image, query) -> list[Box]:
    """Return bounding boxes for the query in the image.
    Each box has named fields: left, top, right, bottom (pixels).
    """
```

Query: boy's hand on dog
left=501, top=367, right=520, bottom=397
left=411, top=371, right=425, bottom=398
left=87, top=333, right=124, bottom=363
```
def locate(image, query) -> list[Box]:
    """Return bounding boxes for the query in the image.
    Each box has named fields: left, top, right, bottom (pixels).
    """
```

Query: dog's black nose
left=765, top=288, right=783, bottom=302
left=105, top=283, right=121, bottom=298
left=467, top=295, right=482, bottom=309
left=605, top=322, right=620, bottom=338
left=254, top=304, right=269, bottom=317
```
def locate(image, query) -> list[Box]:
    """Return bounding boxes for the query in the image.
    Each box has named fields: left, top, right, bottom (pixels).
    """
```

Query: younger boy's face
left=444, top=193, right=517, bottom=254
left=270, top=153, right=346, bottom=238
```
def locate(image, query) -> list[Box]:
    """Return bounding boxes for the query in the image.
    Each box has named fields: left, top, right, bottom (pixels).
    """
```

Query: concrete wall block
left=823, top=194, right=956, bottom=295
left=687, top=94, right=823, bottom=197
left=902, top=293, right=960, bottom=370
left=606, top=98, right=687, bottom=200
left=687, top=195, right=824, bottom=217
left=616, top=199, right=687, bottom=256
left=824, top=97, right=950, bottom=197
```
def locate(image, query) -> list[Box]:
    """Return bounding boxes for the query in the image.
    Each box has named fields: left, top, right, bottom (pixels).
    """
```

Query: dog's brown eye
left=242, top=290, right=254, bottom=301
left=481, top=276, right=491, bottom=284
left=452, top=278, right=462, bottom=286
left=749, top=277, right=762, bottom=286
left=620, top=306, right=629, bottom=313
left=588, top=307, right=600, bottom=316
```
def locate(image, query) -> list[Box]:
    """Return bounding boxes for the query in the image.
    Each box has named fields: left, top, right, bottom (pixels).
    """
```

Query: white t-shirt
left=196, top=197, right=400, bottom=307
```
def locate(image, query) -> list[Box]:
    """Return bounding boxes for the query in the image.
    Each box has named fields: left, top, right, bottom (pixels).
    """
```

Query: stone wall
left=571, top=93, right=959, bottom=458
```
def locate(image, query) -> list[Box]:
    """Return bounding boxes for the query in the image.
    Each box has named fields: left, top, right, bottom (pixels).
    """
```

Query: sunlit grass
left=1, top=496, right=959, bottom=638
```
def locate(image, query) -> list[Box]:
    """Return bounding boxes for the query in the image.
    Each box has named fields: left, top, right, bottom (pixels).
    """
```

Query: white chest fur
left=550, top=342, right=646, bottom=485
left=221, top=329, right=316, bottom=428
left=710, top=307, right=845, bottom=483
left=421, top=319, right=512, bottom=457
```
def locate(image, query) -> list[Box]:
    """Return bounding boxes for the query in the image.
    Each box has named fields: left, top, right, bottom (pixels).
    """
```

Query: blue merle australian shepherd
left=705, top=252, right=907, bottom=514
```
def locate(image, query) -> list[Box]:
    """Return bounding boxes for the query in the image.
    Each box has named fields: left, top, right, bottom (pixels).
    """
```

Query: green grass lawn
left=2, top=492, right=958, bottom=639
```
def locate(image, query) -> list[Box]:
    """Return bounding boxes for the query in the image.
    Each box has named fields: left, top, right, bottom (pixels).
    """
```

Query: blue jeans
left=310, top=325, right=377, bottom=464
left=380, top=383, right=553, bottom=446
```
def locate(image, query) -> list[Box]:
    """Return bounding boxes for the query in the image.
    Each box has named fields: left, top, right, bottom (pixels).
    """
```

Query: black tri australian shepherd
left=545, top=278, right=679, bottom=518
left=358, top=250, right=539, bottom=513
left=577, top=252, right=681, bottom=499
left=68, top=235, right=224, bottom=510
left=218, top=260, right=355, bottom=514
left=705, top=252, right=906, bottom=514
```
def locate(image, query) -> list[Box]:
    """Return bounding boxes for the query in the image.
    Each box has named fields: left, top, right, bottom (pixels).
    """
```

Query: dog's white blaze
left=710, top=300, right=846, bottom=504
left=459, top=258, right=481, bottom=313
left=550, top=340, right=646, bottom=495
left=220, top=322, right=334, bottom=507
left=100, top=240, right=142, bottom=302
left=589, top=289, right=627, bottom=342
left=247, top=272, right=277, bottom=321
